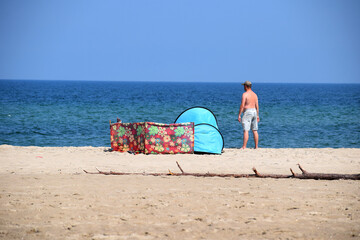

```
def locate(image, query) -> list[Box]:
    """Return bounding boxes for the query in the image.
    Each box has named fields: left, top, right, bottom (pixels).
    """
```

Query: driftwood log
left=83, top=162, right=360, bottom=180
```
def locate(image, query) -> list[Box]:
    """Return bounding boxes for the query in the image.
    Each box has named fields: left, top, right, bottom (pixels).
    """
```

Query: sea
left=0, top=80, right=359, bottom=148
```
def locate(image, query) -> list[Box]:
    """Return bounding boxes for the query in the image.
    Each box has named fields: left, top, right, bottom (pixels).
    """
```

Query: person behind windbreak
left=238, top=81, right=260, bottom=149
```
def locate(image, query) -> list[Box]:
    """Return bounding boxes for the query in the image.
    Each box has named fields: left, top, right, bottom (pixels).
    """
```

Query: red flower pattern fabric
left=110, top=122, right=194, bottom=154
left=144, top=122, right=194, bottom=154
left=110, top=122, right=145, bottom=153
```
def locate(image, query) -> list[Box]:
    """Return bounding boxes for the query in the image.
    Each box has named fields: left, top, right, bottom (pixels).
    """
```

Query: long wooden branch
left=290, top=164, right=360, bottom=180
left=83, top=162, right=360, bottom=180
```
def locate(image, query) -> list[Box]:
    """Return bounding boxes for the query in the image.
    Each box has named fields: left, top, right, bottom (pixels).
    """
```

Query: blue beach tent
left=194, top=123, right=224, bottom=154
left=175, top=106, right=219, bottom=129
left=175, top=107, right=224, bottom=154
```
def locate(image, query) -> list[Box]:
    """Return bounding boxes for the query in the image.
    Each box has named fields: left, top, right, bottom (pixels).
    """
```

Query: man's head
left=241, top=81, right=252, bottom=90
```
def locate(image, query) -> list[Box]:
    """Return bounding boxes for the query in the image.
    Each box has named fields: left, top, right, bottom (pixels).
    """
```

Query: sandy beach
left=0, top=145, right=359, bottom=239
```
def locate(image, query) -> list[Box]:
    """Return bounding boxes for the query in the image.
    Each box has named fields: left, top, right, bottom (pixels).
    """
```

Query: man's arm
left=255, top=96, right=260, bottom=122
left=238, top=93, right=245, bottom=122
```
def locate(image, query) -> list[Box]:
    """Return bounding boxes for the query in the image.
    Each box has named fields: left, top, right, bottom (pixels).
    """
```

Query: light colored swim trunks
left=242, top=108, right=258, bottom=131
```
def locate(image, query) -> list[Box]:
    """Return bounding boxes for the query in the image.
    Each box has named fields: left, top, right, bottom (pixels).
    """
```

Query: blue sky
left=0, top=0, right=359, bottom=83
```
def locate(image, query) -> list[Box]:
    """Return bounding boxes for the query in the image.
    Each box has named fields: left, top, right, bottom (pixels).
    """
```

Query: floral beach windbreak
left=144, top=122, right=194, bottom=154
left=110, top=122, right=145, bottom=153
left=110, top=122, right=194, bottom=154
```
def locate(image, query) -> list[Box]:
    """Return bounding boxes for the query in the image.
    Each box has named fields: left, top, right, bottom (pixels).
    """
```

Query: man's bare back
left=242, top=90, right=258, bottom=110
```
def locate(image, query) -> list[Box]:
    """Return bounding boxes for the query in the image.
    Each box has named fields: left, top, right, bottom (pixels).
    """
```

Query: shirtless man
left=238, top=81, right=260, bottom=149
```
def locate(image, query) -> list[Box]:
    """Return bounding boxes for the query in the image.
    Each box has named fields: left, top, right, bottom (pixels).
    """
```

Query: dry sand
left=0, top=145, right=359, bottom=239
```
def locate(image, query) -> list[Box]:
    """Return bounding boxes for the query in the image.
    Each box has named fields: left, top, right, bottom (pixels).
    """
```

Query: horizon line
left=0, top=78, right=359, bottom=84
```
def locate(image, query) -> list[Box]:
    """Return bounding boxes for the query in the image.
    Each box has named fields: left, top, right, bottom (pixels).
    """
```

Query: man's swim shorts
left=242, top=108, right=258, bottom=131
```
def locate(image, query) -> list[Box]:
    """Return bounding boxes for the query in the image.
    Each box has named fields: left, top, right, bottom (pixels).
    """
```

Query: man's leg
left=253, top=130, right=258, bottom=149
left=241, top=131, right=249, bottom=149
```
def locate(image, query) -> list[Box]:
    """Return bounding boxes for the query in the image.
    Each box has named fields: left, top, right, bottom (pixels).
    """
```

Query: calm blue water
left=0, top=80, right=359, bottom=148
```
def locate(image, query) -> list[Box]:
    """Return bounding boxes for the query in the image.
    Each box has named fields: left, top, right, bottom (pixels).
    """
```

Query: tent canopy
left=175, top=106, right=224, bottom=154
left=174, top=106, right=219, bottom=129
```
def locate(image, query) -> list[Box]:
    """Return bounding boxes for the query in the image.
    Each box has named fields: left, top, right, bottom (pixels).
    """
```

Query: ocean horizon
left=1, top=79, right=359, bottom=148
left=2, top=79, right=360, bottom=84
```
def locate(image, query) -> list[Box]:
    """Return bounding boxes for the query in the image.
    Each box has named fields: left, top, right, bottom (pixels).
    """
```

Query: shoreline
left=1, top=145, right=360, bottom=175
left=0, top=145, right=359, bottom=239
left=2, top=144, right=359, bottom=148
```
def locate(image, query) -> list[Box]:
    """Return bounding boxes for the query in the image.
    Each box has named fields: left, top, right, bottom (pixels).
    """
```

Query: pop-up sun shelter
left=175, top=107, right=224, bottom=154
left=193, top=123, right=224, bottom=154
left=175, top=106, right=219, bottom=129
